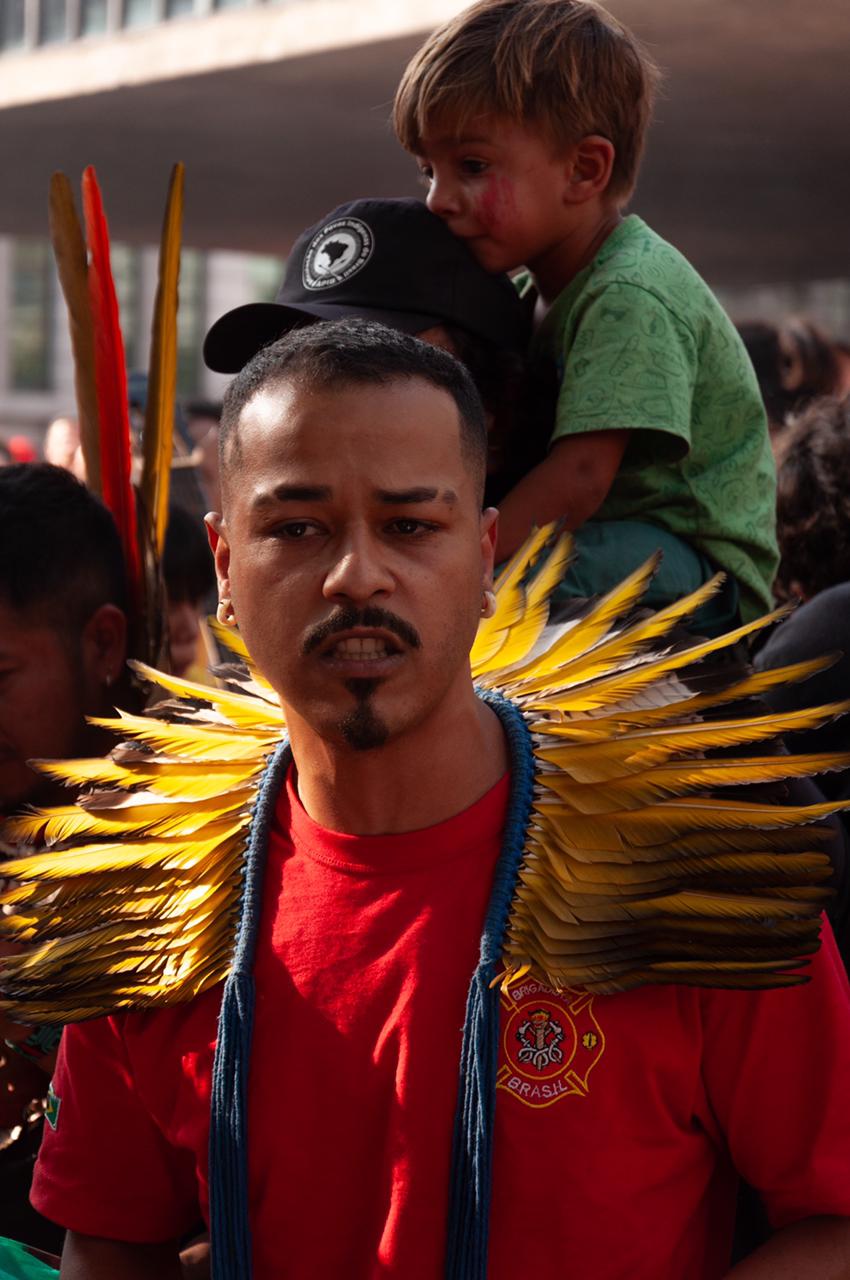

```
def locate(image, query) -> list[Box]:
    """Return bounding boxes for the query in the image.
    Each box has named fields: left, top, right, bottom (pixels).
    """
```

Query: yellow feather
left=537, top=815, right=831, bottom=866
left=538, top=751, right=850, bottom=814
left=0, top=823, right=245, bottom=882
left=207, top=615, right=261, bottom=667
left=523, top=532, right=574, bottom=612
left=546, top=656, right=843, bottom=736
left=470, top=525, right=555, bottom=672
left=524, top=605, right=792, bottom=713
left=534, top=701, right=850, bottom=771
left=473, top=531, right=576, bottom=675
left=550, top=574, right=726, bottom=684
left=499, top=552, right=666, bottom=686
left=32, top=757, right=138, bottom=788
left=87, top=711, right=280, bottom=761
left=130, top=660, right=285, bottom=730
left=532, top=796, right=846, bottom=852
left=141, top=163, right=184, bottom=556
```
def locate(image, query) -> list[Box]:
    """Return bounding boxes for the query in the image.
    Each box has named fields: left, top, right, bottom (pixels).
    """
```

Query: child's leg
left=553, top=520, right=741, bottom=638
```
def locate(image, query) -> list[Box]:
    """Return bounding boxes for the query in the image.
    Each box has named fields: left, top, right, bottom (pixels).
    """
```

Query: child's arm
left=494, top=429, right=628, bottom=562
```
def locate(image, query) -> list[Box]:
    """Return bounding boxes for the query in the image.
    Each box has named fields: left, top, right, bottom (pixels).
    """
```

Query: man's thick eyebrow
left=374, top=487, right=457, bottom=505
left=253, top=484, right=333, bottom=507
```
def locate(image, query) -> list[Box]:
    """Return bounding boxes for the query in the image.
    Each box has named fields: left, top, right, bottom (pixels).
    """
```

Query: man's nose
left=322, top=532, right=395, bottom=604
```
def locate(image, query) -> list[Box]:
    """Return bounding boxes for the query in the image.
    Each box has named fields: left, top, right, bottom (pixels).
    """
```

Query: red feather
left=81, top=166, right=143, bottom=611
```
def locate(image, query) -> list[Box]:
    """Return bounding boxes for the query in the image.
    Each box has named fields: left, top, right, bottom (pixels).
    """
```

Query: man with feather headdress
left=6, top=321, right=850, bottom=1279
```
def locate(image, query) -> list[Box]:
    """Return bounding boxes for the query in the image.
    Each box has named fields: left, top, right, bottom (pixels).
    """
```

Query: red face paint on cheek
left=473, top=176, right=517, bottom=235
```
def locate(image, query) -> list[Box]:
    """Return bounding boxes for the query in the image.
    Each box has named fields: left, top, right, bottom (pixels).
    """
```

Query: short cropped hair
left=0, top=464, right=127, bottom=632
left=394, top=0, right=660, bottom=201
left=220, top=318, right=488, bottom=496
left=775, top=395, right=850, bottom=600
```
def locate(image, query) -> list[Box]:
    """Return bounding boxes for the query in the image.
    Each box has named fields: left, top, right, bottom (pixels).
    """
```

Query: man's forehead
left=243, top=375, right=459, bottom=426
left=236, top=377, right=468, bottom=479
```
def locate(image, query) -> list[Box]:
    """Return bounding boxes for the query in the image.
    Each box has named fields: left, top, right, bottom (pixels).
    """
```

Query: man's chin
left=339, top=681, right=389, bottom=752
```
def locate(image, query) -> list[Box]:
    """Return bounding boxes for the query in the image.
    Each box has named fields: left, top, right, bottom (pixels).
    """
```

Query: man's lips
left=317, top=628, right=405, bottom=671
left=303, top=606, right=421, bottom=657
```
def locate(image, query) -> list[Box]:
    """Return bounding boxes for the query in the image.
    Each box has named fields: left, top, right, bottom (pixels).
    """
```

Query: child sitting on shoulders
left=394, top=0, right=778, bottom=632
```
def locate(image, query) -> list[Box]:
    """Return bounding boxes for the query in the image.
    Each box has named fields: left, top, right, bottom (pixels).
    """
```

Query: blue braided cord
left=445, top=692, right=536, bottom=1280
left=209, top=738, right=292, bottom=1280
left=206, top=694, right=533, bottom=1280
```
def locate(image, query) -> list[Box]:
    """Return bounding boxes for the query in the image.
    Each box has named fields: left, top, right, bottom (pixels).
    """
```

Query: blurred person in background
left=42, top=419, right=83, bottom=479
left=0, top=463, right=132, bottom=1258
left=833, top=340, right=850, bottom=396
left=738, top=317, right=842, bottom=442
left=754, top=395, right=850, bottom=951
left=163, top=504, right=217, bottom=680
left=6, top=438, right=37, bottom=465
left=0, top=465, right=131, bottom=820
left=771, top=394, right=850, bottom=608
left=184, top=401, right=222, bottom=445
left=183, top=400, right=223, bottom=512
left=0, top=440, right=11, bottom=467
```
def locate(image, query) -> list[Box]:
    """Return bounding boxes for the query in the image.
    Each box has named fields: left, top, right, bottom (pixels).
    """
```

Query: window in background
left=40, top=0, right=67, bottom=42
left=80, top=0, right=108, bottom=34
left=0, top=0, right=26, bottom=49
left=111, top=244, right=142, bottom=371
left=166, top=0, right=195, bottom=17
left=214, top=0, right=249, bottom=12
left=123, top=0, right=157, bottom=28
left=10, top=240, right=53, bottom=392
left=177, top=249, right=207, bottom=398
left=247, top=254, right=286, bottom=303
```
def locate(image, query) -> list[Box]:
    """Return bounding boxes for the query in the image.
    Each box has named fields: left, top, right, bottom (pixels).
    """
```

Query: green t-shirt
left=526, top=215, right=778, bottom=621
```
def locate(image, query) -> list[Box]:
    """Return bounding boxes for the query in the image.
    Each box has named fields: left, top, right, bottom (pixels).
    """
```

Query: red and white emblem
left=497, top=979, right=605, bottom=1108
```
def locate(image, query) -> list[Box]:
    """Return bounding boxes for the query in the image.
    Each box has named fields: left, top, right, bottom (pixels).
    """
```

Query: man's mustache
left=303, top=606, right=422, bottom=655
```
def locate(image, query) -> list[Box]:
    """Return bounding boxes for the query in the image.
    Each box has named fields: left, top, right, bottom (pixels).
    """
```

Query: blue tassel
left=209, top=739, right=291, bottom=1280
left=207, top=696, right=534, bottom=1280
left=445, top=693, right=536, bottom=1279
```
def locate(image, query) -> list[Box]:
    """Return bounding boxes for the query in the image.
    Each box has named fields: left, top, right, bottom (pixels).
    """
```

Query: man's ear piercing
left=217, top=597, right=237, bottom=627
left=481, top=590, right=497, bottom=619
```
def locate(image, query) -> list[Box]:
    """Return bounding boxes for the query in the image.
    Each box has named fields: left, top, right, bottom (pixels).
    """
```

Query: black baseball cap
left=203, top=198, right=529, bottom=373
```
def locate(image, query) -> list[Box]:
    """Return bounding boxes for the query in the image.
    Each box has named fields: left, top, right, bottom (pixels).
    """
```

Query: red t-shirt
left=33, top=769, right=850, bottom=1278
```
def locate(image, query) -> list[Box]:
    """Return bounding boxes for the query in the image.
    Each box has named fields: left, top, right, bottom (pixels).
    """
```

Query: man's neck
left=529, top=205, right=624, bottom=310
left=285, top=685, right=509, bottom=835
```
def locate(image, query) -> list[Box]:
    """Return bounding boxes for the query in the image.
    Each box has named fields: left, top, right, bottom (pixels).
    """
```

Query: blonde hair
left=394, top=0, right=661, bottom=200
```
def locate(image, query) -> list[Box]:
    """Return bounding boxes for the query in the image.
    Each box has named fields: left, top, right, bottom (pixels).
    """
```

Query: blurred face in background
left=0, top=598, right=126, bottom=817
left=166, top=595, right=204, bottom=677
left=43, top=417, right=84, bottom=476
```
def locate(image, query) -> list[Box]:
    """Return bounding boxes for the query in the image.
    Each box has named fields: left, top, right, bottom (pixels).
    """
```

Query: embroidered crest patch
left=45, top=1082, right=61, bottom=1130
left=497, top=979, right=605, bottom=1108
left=302, top=217, right=374, bottom=291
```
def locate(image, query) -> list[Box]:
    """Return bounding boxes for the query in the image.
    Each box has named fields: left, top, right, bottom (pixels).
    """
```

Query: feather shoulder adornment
left=1, top=528, right=848, bottom=1022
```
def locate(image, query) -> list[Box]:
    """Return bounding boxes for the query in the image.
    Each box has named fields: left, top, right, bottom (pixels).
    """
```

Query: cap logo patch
left=302, top=217, right=374, bottom=291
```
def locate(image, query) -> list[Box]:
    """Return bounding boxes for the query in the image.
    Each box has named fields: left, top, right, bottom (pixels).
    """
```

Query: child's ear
left=564, top=135, right=616, bottom=204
